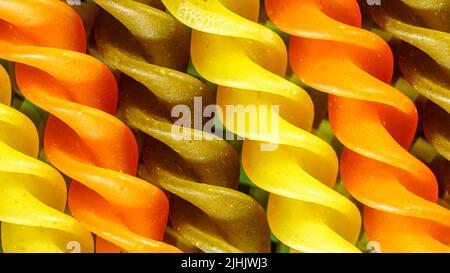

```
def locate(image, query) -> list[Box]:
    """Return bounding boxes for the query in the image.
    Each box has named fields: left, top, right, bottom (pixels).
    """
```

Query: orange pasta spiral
left=266, top=0, right=450, bottom=252
left=0, top=0, right=178, bottom=253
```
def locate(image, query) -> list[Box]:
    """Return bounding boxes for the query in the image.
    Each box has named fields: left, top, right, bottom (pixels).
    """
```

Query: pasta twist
left=266, top=0, right=450, bottom=252
left=163, top=0, right=361, bottom=252
left=0, top=64, right=93, bottom=253
left=370, top=0, right=450, bottom=160
left=0, top=0, right=178, bottom=253
left=93, top=0, right=270, bottom=252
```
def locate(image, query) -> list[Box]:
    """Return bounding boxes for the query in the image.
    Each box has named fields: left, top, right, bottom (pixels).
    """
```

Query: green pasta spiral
left=92, top=0, right=270, bottom=252
left=371, top=0, right=450, bottom=160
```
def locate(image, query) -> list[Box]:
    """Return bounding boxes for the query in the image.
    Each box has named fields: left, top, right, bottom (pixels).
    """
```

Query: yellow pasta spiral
left=162, top=0, right=361, bottom=252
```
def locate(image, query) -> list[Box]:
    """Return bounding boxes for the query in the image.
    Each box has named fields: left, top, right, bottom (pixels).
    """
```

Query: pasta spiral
left=0, top=0, right=178, bottom=253
left=266, top=0, right=450, bottom=252
left=93, top=0, right=270, bottom=252
left=163, top=0, right=362, bottom=252
left=370, top=0, right=450, bottom=160
left=0, top=64, right=93, bottom=253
